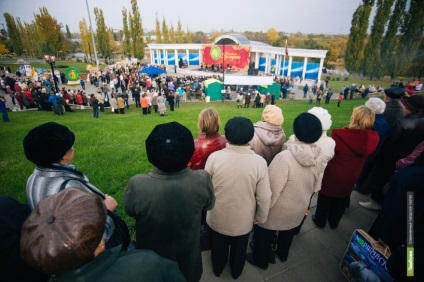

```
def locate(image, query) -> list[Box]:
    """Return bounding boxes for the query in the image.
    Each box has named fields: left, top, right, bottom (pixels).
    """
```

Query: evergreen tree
left=66, top=24, right=72, bottom=39
left=344, top=0, right=375, bottom=75
left=176, top=19, right=184, bottom=43
left=33, top=7, right=65, bottom=56
left=94, top=7, right=111, bottom=57
left=122, top=8, right=132, bottom=57
left=3, top=13, right=23, bottom=55
left=155, top=16, right=162, bottom=43
left=362, top=0, right=394, bottom=79
left=129, top=0, right=144, bottom=59
left=162, top=18, right=169, bottom=43
left=378, top=0, right=407, bottom=79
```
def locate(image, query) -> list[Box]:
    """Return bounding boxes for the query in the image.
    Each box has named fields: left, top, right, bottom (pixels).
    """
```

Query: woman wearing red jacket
left=313, top=106, right=379, bottom=229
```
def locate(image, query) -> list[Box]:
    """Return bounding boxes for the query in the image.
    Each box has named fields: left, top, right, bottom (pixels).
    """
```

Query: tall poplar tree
left=169, top=25, right=176, bottom=44
left=16, top=18, right=32, bottom=57
left=176, top=19, right=184, bottom=43
left=344, top=0, right=375, bottom=75
left=94, top=8, right=110, bottom=57
left=378, top=0, right=407, bottom=78
left=79, top=18, right=93, bottom=61
left=185, top=27, right=192, bottom=43
left=3, top=13, right=23, bottom=55
left=162, top=18, right=169, bottom=43
left=362, top=0, right=394, bottom=79
left=155, top=16, right=162, bottom=43
left=65, top=24, right=72, bottom=39
left=122, top=8, right=132, bottom=57
left=129, top=0, right=144, bottom=59
left=33, top=7, right=65, bottom=55
left=396, top=0, right=424, bottom=76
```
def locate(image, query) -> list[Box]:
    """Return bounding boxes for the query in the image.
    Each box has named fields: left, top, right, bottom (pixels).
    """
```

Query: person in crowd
left=175, top=92, right=180, bottom=108
left=367, top=149, right=424, bottom=281
left=140, top=93, right=149, bottom=115
left=204, top=117, right=271, bottom=279
left=48, top=92, right=63, bottom=115
left=382, top=87, right=404, bottom=127
left=190, top=108, right=227, bottom=171
left=110, top=94, right=119, bottom=114
left=396, top=140, right=424, bottom=171
left=236, top=92, right=243, bottom=108
left=254, top=92, right=261, bottom=108
left=313, top=106, right=379, bottom=229
left=20, top=188, right=185, bottom=282
left=249, top=105, right=286, bottom=165
left=125, top=122, right=215, bottom=282
left=365, top=98, right=390, bottom=146
left=157, top=93, right=167, bottom=116
left=245, top=93, right=251, bottom=108
left=89, top=94, right=99, bottom=118
left=0, top=195, right=49, bottom=282
left=325, top=88, right=333, bottom=104
left=152, top=92, right=159, bottom=113
left=359, top=95, right=424, bottom=210
left=96, top=91, right=105, bottom=112
left=337, top=93, right=343, bottom=107
left=168, top=91, right=175, bottom=111
left=117, top=94, right=125, bottom=114
left=23, top=122, right=123, bottom=248
left=0, top=96, right=10, bottom=121
left=303, top=84, right=309, bottom=99
left=247, top=113, right=324, bottom=270
left=103, top=90, right=111, bottom=108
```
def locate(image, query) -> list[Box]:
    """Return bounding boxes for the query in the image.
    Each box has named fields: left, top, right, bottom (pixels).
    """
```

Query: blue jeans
left=2, top=111, right=10, bottom=121
left=124, top=98, right=129, bottom=108
left=93, top=107, right=99, bottom=118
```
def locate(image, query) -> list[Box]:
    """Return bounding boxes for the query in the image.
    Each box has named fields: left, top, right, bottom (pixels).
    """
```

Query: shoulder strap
left=59, top=178, right=105, bottom=199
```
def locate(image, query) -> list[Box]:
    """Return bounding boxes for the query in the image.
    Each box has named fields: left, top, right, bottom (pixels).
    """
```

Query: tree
left=327, top=42, right=340, bottom=62
left=378, top=0, right=407, bottom=78
left=94, top=7, right=110, bottom=57
left=266, top=28, right=279, bottom=46
left=162, top=18, right=169, bottom=43
left=122, top=8, right=132, bottom=57
left=408, top=36, right=424, bottom=79
left=362, top=0, right=394, bottom=79
left=79, top=18, right=93, bottom=61
left=155, top=16, right=162, bottom=43
left=176, top=19, right=184, bottom=43
left=33, top=7, right=65, bottom=56
left=169, top=25, right=176, bottom=44
left=344, top=1, right=375, bottom=75
left=3, top=13, right=23, bottom=54
left=65, top=24, right=72, bottom=39
left=396, top=0, right=424, bottom=77
left=185, top=27, right=192, bottom=43
left=129, top=0, right=144, bottom=59
left=0, top=42, right=9, bottom=56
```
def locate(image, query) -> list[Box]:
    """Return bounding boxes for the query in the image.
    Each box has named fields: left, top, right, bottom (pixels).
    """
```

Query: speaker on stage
left=248, top=68, right=258, bottom=76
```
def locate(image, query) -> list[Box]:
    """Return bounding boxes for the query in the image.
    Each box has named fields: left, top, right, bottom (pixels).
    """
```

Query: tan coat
left=205, top=145, right=271, bottom=236
left=259, top=141, right=324, bottom=231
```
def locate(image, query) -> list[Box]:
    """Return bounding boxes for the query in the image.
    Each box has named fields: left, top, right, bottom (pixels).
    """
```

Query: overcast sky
left=0, top=0, right=369, bottom=35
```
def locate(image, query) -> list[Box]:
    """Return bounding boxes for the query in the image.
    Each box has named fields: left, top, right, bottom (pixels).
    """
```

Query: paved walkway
left=200, top=190, right=378, bottom=281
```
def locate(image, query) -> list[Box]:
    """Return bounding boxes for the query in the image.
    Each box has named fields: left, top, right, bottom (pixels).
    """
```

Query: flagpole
left=282, top=39, right=287, bottom=77
left=86, top=0, right=99, bottom=66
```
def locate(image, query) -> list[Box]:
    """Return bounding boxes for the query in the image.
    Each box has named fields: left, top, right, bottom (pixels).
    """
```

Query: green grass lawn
left=0, top=98, right=371, bottom=224
left=0, top=61, right=92, bottom=74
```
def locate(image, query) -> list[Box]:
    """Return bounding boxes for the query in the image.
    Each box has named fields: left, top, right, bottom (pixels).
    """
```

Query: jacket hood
left=287, top=141, right=321, bottom=167
left=331, top=128, right=379, bottom=157
left=253, top=121, right=286, bottom=146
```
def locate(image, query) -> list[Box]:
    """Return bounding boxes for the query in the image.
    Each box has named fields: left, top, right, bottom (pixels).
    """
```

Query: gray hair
left=365, top=98, right=386, bottom=114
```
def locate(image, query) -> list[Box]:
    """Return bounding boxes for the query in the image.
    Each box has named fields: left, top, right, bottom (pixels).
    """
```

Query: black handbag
left=59, top=178, right=130, bottom=250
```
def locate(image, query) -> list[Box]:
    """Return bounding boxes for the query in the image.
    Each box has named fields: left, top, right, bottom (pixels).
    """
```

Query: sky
left=0, top=0, right=369, bottom=35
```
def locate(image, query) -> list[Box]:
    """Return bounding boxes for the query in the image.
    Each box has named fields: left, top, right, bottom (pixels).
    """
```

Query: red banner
left=202, top=45, right=250, bottom=71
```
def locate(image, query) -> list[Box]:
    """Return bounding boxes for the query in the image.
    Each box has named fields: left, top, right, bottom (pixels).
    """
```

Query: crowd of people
left=1, top=81, right=423, bottom=281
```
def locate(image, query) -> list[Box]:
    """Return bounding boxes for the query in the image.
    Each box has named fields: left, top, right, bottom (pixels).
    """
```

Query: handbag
left=59, top=178, right=130, bottom=251
left=341, top=229, right=393, bottom=282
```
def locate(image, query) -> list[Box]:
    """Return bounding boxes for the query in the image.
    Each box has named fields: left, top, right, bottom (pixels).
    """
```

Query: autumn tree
left=362, top=0, right=394, bottom=79
left=344, top=0, right=375, bottom=75
left=155, top=16, right=162, bottom=43
left=3, top=13, right=23, bottom=55
left=185, top=27, right=192, bottom=43
left=377, top=0, right=407, bottom=78
left=122, top=8, right=132, bottom=57
left=129, top=0, right=144, bottom=59
left=176, top=19, right=184, bottom=43
left=79, top=18, right=93, bottom=61
left=162, top=18, right=169, bottom=43
left=266, top=28, right=279, bottom=46
left=94, top=7, right=110, bottom=57
left=33, top=7, right=65, bottom=56
left=169, top=25, right=176, bottom=44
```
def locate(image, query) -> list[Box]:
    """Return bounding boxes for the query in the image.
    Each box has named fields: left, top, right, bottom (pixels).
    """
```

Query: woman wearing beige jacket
left=247, top=113, right=324, bottom=270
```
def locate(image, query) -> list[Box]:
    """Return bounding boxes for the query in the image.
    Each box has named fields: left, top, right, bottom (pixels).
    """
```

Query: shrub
left=326, top=76, right=331, bottom=81
left=336, top=77, right=341, bottom=81
left=55, top=65, right=70, bottom=68
left=343, top=77, right=349, bottom=81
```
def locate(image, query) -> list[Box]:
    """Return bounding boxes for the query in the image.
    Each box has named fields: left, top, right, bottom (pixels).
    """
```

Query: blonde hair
left=348, top=105, right=375, bottom=130
left=198, top=108, right=221, bottom=137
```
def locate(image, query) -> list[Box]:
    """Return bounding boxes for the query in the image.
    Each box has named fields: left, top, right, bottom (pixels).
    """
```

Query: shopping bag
left=340, top=229, right=393, bottom=282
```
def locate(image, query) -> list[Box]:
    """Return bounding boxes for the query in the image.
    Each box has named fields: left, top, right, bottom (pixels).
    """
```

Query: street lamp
left=44, top=54, right=59, bottom=92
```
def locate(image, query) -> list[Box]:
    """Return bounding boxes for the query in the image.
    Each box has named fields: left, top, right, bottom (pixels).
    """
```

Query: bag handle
left=59, top=178, right=105, bottom=199
left=358, top=229, right=391, bottom=258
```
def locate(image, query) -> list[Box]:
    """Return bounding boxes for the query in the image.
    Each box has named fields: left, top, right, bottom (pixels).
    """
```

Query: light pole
left=45, top=55, right=59, bottom=92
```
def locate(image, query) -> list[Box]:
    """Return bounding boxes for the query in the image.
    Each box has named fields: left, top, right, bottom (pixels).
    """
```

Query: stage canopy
left=223, top=76, right=274, bottom=86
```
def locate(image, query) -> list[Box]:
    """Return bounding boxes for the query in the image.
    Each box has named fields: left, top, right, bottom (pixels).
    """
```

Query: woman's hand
left=104, top=194, right=118, bottom=212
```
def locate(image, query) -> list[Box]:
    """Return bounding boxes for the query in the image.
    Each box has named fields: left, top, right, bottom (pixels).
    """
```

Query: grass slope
left=0, top=98, right=370, bottom=223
